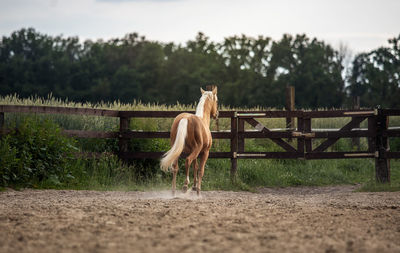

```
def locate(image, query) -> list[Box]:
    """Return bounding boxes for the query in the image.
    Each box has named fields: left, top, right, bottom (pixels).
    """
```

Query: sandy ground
left=1, top=186, right=400, bottom=253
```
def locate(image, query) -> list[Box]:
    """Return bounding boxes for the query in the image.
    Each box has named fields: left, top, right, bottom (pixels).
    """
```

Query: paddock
left=1, top=187, right=399, bottom=253
left=1, top=101, right=400, bottom=252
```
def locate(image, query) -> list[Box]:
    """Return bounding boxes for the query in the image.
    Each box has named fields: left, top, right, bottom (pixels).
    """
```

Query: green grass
left=1, top=94, right=400, bottom=192
left=357, top=160, right=400, bottom=192
left=47, top=155, right=399, bottom=193
left=358, top=183, right=400, bottom=192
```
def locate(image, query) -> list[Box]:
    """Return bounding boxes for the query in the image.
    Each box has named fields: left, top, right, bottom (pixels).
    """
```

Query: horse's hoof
left=182, top=185, right=188, bottom=193
left=192, top=186, right=197, bottom=191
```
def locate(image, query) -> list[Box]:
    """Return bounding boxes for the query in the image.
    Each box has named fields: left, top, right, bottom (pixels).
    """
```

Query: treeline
left=0, top=28, right=399, bottom=108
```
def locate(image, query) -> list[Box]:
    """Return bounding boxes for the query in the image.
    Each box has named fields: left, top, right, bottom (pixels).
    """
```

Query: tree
left=1, top=28, right=353, bottom=109
left=269, top=34, right=345, bottom=108
left=348, top=34, right=400, bottom=108
left=159, top=33, right=226, bottom=105
left=220, top=34, right=272, bottom=107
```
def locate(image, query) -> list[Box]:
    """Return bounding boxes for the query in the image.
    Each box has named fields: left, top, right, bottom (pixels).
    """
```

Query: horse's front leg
left=183, top=158, right=191, bottom=193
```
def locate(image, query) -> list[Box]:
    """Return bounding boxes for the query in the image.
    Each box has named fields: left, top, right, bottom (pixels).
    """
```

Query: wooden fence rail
left=1, top=105, right=400, bottom=183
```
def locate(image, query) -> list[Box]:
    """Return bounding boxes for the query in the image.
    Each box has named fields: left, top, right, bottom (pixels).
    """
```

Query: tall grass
left=1, top=94, right=399, bottom=191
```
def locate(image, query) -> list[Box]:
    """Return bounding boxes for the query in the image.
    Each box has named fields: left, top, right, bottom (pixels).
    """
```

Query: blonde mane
left=195, top=91, right=216, bottom=118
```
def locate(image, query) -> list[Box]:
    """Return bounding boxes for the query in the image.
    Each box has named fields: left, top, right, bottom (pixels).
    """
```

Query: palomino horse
left=160, top=87, right=218, bottom=196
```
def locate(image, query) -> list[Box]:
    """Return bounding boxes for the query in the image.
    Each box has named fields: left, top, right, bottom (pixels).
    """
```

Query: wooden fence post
left=375, top=109, right=390, bottom=183
left=206, top=85, right=216, bottom=91
left=230, top=112, right=238, bottom=181
left=238, top=118, right=245, bottom=153
left=118, top=116, right=131, bottom=163
left=286, top=86, right=295, bottom=127
left=286, top=86, right=295, bottom=143
left=368, top=116, right=376, bottom=153
left=304, top=117, right=312, bottom=153
left=352, top=96, right=361, bottom=150
left=297, top=114, right=305, bottom=157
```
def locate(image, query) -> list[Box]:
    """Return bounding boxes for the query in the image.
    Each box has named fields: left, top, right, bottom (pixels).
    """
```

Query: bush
left=0, top=117, right=78, bottom=188
left=0, top=136, right=19, bottom=186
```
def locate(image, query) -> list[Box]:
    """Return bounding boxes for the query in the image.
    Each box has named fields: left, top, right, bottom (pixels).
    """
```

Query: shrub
left=0, top=117, right=78, bottom=188
left=0, top=136, right=19, bottom=186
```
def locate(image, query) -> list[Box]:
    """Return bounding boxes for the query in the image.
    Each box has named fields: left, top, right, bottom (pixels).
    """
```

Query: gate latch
left=292, top=132, right=315, bottom=138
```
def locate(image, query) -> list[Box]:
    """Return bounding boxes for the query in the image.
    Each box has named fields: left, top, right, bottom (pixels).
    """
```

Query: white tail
left=160, top=118, right=188, bottom=172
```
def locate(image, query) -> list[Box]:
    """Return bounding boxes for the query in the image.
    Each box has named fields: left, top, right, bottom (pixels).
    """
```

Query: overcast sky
left=1, top=0, right=399, bottom=53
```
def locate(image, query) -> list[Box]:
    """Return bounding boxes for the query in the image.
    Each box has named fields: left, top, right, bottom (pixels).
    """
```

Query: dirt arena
left=1, top=186, right=399, bottom=253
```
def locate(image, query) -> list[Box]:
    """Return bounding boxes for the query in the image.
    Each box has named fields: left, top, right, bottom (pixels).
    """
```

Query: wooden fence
left=1, top=105, right=400, bottom=183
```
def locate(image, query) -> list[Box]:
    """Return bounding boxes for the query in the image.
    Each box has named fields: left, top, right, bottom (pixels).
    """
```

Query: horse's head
left=201, top=86, right=218, bottom=119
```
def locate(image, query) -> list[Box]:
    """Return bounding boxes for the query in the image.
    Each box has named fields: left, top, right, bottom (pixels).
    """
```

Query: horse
left=160, top=86, right=218, bottom=196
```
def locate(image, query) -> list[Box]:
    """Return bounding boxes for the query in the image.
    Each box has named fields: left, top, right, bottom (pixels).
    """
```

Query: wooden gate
left=229, top=109, right=399, bottom=183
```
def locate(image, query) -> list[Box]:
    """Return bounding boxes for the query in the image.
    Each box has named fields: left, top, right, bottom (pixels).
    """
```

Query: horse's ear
left=200, top=88, right=205, bottom=94
left=212, top=86, right=218, bottom=95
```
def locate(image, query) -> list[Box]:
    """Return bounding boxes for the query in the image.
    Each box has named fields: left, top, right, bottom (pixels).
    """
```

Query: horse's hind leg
left=192, top=159, right=198, bottom=191
left=197, top=150, right=209, bottom=196
left=172, top=159, right=179, bottom=197
left=183, top=149, right=201, bottom=192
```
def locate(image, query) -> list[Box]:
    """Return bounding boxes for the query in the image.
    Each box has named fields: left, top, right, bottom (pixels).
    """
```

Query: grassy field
left=1, top=94, right=399, bottom=191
